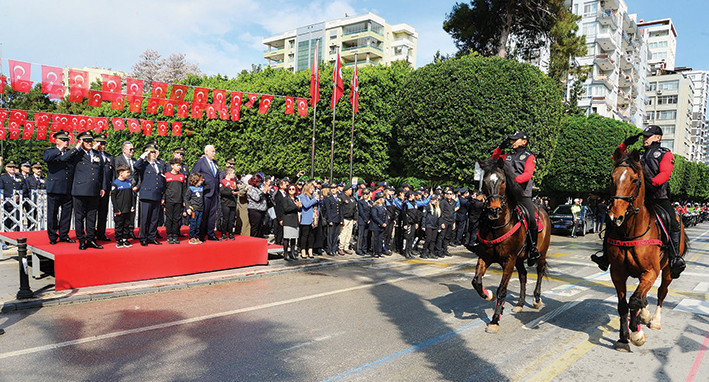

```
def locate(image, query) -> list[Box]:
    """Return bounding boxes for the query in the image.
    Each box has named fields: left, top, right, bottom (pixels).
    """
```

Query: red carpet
left=1, top=227, right=268, bottom=291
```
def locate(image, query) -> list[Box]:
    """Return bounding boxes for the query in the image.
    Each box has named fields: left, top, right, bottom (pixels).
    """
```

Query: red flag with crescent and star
left=331, top=50, right=344, bottom=109
left=8, top=120, right=21, bottom=139
left=88, top=90, right=103, bottom=107
left=213, top=89, right=227, bottom=108
left=206, top=104, right=217, bottom=119
left=97, top=117, right=109, bottom=132
left=127, top=118, right=141, bottom=133
left=220, top=107, right=229, bottom=121
left=0, top=110, right=8, bottom=124
left=7, top=60, right=32, bottom=93
left=258, top=95, right=273, bottom=114
left=126, top=78, right=144, bottom=101
left=102, top=74, right=122, bottom=101
left=157, top=121, right=168, bottom=136
left=350, top=63, right=359, bottom=114
left=190, top=102, right=203, bottom=119
left=177, top=102, right=190, bottom=118
left=37, top=125, right=47, bottom=140
left=41, top=65, right=64, bottom=98
left=0, top=127, right=5, bottom=140
left=146, top=98, right=160, bottom=114
left=230, top=91, right=242, bottom=121
left=151, top=82, right=168, bottom=103
left=245, top=93, right=258, bottom=108
left=163, top=101, right=175, bottom=117
left=172, top=121, right=182, bottom=136
left=112, top=118, right=126, bottom=131
left=193, top=87, right=209, bottom=105
left=285, top=96, right=294, bottom=115
left=35, top=113, right=50, bottom=128
left=22, top=121, right=34, bottom=139
left=0, top=76, right=6, bottom=94
left=10, top=110, right=27, bottom=124
left=129, top=96, right=143, bottom=113
left=297, top=98, right=308, bottom=117
left=140, top=119, right=154, bottom=136
left=68, top=69, right=89, bottom=100
left=169, top=84, right=188, bottom=101
left=52, top=114, right=69, bottom=131
left=310, top=41, right=319, bottom=107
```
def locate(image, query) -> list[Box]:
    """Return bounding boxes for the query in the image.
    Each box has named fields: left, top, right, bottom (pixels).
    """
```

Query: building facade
left=638, top=19, right=677, bottom=72
left=685, top=70, right=709, bottom=162
left=645, top=73, right=695, bottom=158
left=262, top=13, right=417, bottom=72
left=62, top=67, right=128, bottom=91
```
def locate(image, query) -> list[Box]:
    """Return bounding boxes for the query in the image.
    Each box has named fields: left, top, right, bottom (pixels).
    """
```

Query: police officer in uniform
left=134, top=143, right=166, bottom=245
left=592, top=125, right=686, bottom=278
left=323, top=183, right=343, bottom=256
left=113, top=141, right=138, bottom=239
left=43, top=132, right=76, bottom=244
left=70, top=131, right=107, bottom=250
left=356, top=188, right=372, bottom=255
left=26, top=162, right=45, bottom=191
left=173, top=147, right=190, bottom=177
left=492, top=131, right=541, bottom=265
left=94, top=134, right=113, bottom=241
left=0, top=160, right=29, bottom=232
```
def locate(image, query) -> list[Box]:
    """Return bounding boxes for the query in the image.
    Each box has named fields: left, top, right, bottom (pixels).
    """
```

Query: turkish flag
left=127, top=118, right=141, bottom=133
left=129, top=96, right=143, bottom=113
left=69, top=69, right=89, bottom=99
left=140, top=119, right=154, bottom=135
left=297, top=98, right=308, bottom=117
left=220, top=107, right=229, bottom=121
left=163, top=101, right=175, bottom=117
left=244, top=93, right=258, bottom=108
left=97, top=117, right=109, bottom=132
left=112, top=118, right=126, bottom=131
left=35, top=112, right=51, bottom=128
left=0, top=76, right=6, bottom=94
left=37, top=125, right=48, bottom=140
left=101, top=74, right=122, bottom=101
left=177, top=102, right=189, bottom=118
left=52, top=114, right=70, bottom=131
left=157, top=121, right=168, bottom=136
left=213, top=89, right=227, bottom=108
left=206, top=104, right=217, bottom=119
left=126, top=78, right=144, bottom=100
left=230, top=91, right=242, bottom=121
left=89, top=117, right=102, bottom=133
left=22, top=121, right=34, bottom=139
left=0, top=127, right=5, bottom=140
left=193, top=87, right=209, bottom=105
left=111, top=95, right=126, bottom=111
left=8, top=120, right=21, bottom=139
left=68, top=89, right=84, bottom=103
left=71, top=115, right=84, bottom=132
left=310, top=41, right=319, bottom=106
left=350, top=63, right=359, bottom=114
left=258, top=95, right=274, bottom=114
left=169, top=84, right=188, bottom=101
left=88, top=90, right=103, bottom=107
left=0, top=110, right=7, bottom=123
left=10, top=110, right=28, bottom=124
left=41, top=65, right=64, bottom=97
left=172, top=121, right=182, bottom=136
left=7, top=60, right=32, bottom=93
left=331, top=50, right=344, bottom=109
left=146, top=98, right=160, bottom=114
left=191, top=102, right=203, bottom=119
left=285, top=96, right=294, bottom=115
left=152, top=81, right=168, bottom=101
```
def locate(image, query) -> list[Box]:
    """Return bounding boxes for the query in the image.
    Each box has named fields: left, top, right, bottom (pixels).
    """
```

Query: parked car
left=549, top=204, right=594, bottom=236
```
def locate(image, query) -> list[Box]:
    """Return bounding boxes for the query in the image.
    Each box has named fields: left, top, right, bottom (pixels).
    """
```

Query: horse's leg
left=639, top=294, right=651, bottom=325
left=486, top=258, right=516, bottom=334
left=512, top=257, right=527, bottom=313
left=610, top=266, right=631, bottom=352
left=472, top=256, right=495, bottom=301
left=532, top=252, right=547, bottom=309
left=650, top=266, right=672, bottom=330
left=628, top=269, right=658, bottom=347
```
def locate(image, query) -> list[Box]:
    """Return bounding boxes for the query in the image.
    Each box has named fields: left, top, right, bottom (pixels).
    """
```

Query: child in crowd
left=185, top=173, right=206, bottom=244
left=164, top=158, right=187, bottom=244
left=111, top=165, right=135, bottom=248
left=219, top=168, right=238, bottom=240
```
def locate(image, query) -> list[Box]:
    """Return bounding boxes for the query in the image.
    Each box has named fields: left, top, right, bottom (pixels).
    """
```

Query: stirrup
left=670, top=256, right=686, bottom=279
left=527, top=245, right=540, bottom=266
left=591, top=253, right=609, bottom=271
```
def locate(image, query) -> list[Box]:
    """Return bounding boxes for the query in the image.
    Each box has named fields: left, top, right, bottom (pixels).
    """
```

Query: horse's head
left=608, top=148, right=644, bottom=226
left=480, top=158, right=508, bottom=220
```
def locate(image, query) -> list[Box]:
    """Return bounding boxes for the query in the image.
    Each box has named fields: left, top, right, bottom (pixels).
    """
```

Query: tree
left=443, top=0, right=559, bottom=58
left=131, top=49, right=162, bottom=84
left=159, top=53, right=203, bottom=83
left=395, top=53, right=563, bottom=184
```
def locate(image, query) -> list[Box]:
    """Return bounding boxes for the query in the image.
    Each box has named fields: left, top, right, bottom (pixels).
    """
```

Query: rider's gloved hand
left=623, top=134, right=641, bottom=147
left=499, top=138, right=510, bottom=150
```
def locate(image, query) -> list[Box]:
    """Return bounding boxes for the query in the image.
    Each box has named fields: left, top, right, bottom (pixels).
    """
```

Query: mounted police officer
left=43, top=131, right=75, bottom=244
left=592, top=125, right=685, bottom=278
left=492, top=131, right=541, bottom=266
left=70, top=131, right=108, bottom=250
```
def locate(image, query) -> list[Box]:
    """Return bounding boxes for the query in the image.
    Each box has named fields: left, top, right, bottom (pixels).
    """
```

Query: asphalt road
left=1, top=225, right=708, bottom=381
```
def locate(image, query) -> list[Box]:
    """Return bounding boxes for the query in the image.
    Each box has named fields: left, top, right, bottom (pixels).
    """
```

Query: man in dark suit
left=272, top=178, right=288, bottom=246
left=94, top=134, right=113, bottom=241
left=191, top=145, right=221, bottom=241
left=69, top=131, right=108, bottom=250
left=0, top=160, right=29, bottom=232
left=112, top=141, right=138, bottom=239
left=43, top=132, right=76, bottom=244
left=323, top=184, right=343, bottom=255
left=134, top=143, right=166, bottom=245
left=26, top=162, right=45, bottom=191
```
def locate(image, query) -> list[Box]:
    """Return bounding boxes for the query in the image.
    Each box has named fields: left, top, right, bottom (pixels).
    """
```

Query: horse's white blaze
left=619, top=169, right=628, bottom=184
left=488, top=173, right=499, bottom=183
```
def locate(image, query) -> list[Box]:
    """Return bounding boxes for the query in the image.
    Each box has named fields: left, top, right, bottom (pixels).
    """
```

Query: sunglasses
left=289, top=187, right=296, bottom=191
left=58, top=138, right=70, bottom=142
left=128, top=148, right=135, bottom=151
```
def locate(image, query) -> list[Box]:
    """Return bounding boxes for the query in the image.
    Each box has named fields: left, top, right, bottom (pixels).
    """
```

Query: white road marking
left=674, top=299, right=709, bottom=317
left=279, top=333, right=345, bottom=352
left=694, top=282, right=709, bottom=293
left=523, top=300, right=584, bottom=330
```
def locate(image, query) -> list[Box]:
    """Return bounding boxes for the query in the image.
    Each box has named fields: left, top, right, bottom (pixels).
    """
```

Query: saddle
left=516, top=205, right=544, bottom=233
left=651, top=205, right=671, bottom=246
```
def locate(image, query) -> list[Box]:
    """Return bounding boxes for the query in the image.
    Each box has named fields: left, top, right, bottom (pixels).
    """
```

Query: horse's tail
left=682, top=230, right=690, bottom=256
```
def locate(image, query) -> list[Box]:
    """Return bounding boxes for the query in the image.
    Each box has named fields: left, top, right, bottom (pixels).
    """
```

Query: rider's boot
left=527, top=233, right=541, bottom=266
left=669, top=229, right=686, bottom=279
left=591, top=237, right=609, bottom=271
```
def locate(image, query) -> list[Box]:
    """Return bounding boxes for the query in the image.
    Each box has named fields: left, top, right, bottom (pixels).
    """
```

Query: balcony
left=341, top=30, right=384, bottom=43
left=597, top=10, right=619, bottom=30
left=623, top=13, right=637, bottom=33
left=341, top=45, right=384, bottom=60
left=596, top=31, right=618, bottom=52
left=621, top=32, right=636, bottom=51
left=594, top=54, right=616, bottom=71
left=264, top=48, right=285, bottom=60
left=601, top=0, right=620, bottom=10
left=392, top=37, right=415, bottom=48
left=618, top=90, right=631, bottom=107
left=593, top=74, right=614, bottom=89
left=620, top=54, right=633, bottom=71
left=591, top=96, right=613, bottom=110
left=619, top=69, right=633, bottom=88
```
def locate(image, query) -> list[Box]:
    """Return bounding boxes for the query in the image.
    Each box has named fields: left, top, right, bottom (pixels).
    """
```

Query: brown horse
left=606, top=149, right=687, bottom=352
left=472, top=158, right=551, bottom=334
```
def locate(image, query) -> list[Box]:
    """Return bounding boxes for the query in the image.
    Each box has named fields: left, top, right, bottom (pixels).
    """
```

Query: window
left=659, top=41, right=668, bottom=47
left=657, top=110, right=677, bottom=120
left=573, top=3, right=579, bottom=15
left=288, top=40, right=295, bottom=49
left=658, top=80, right=679, bottom=90
left=583, top=23, right=597, bottom=38
left=647, top=98, right=653, bottom=105
left=657, top=95, right=678, bottom=105
left=583, top=2, right=598, bottom=17
left=659, top=125, right=675, bottom=135
left=649, top=82, right=657, bottom=91
left=660, top=139, right=674, bottom=149
left=646, top=111, right=655, bottom=120
left=330, top=33, right=337, bottom=40
left=586, top=43, right=596, bottom=56
left=650, top=30, right=669, bottom=38
left=652, top=52, right=668, bottom=60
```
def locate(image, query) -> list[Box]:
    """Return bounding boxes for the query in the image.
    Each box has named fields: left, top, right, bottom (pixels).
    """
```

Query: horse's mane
left=481, top=158, right=524, bottom=206
left=615, top=150, right=643, bottom=174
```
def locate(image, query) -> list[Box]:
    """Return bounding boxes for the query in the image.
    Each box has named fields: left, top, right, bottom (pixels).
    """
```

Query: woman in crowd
left=422, top=194, right=442, bottom=258
left=298, top=182, right=320, bottom=259
left=246, top=174, right=271, bottom=238
left=281, top=183, right=302, bottom=261
left=219, top=168, right=238, bottom=240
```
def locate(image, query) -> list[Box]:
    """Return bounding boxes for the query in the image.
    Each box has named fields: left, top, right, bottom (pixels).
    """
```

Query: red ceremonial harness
left=477, top=221, right=521, bottom=245
left=605, top=237, right=662, bottom=247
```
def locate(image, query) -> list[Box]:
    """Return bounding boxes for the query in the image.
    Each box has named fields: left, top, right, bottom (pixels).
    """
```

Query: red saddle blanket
left=516, top=206, right=544, bottom=232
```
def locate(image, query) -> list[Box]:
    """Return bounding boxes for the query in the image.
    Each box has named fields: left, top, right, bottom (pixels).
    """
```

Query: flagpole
left=349, top=54, right=357, bottom=184
left=310, top=103, right=317, bottom=179
left=329, top=47, right=339, bottom=182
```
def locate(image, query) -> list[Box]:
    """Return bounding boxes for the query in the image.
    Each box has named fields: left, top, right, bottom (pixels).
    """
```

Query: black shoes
left=96, top=236, right=111, bottom=242
left=49, top=239, right=57, bottom=245
left=207, top=235, right=221, bottom=241
left=591, top=254, right=609, bottom=271
left=86, top=240, right=103, bottom=249
left=527, top=246, right=541, bottom=266
left=78, top=242, right=87, bottom=250
left=141, top=240, right=148, bottom=246
left=149, top=239, right=162, bottom=245
left=59, top=237, right=76, bottom=243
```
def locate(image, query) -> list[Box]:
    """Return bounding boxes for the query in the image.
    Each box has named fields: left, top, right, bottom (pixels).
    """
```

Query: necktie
left=211, top=161, right=216, bottom=175
left=128, top=157, right=134, bottom=172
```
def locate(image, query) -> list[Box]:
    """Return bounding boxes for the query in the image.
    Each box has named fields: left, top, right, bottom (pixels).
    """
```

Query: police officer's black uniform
left=134, top=143, right=166, bottom=245
left=70, top=131, right=108, bottom=249
left=0, top=161, right=29, bottom=232
left=43, top=132, right=76, bottom=243
left=323, top=186, right=343, bottom=255
left=94, top=134, right=114, bottom=241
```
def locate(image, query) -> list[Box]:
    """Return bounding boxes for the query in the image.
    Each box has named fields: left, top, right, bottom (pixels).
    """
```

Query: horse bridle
left=609, top=162, right=642, bottom=219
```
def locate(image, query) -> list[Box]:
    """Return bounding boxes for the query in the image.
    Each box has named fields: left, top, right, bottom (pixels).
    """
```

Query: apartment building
left=685, top=70, right=709, bottom=162
left=645, top=72, right=695, bottom=158
left=638, top=19, right=677, bottom=71
left=569, top=0, right=649, bottom=128
left=262, top=13, right=417, bottom=72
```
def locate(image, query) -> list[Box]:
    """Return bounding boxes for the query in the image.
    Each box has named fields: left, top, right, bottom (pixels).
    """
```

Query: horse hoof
left=649, top=321, right=662, bottom=330
left=615, top=341, right=631, bottom=352
left=533, top=299, right=543, bottom=309
left=639, top=308, right=651, bottom=324
left=630, top=330, right=646, bottom=347
left=483, top=289, right=495, bottom=302
left=512, top=306, right=524, bottom=313
left=486, top=324, right=499, bottom=334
